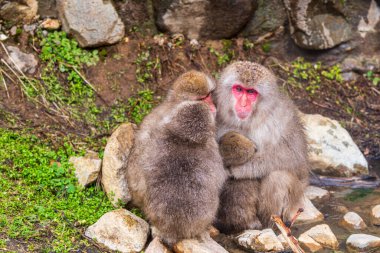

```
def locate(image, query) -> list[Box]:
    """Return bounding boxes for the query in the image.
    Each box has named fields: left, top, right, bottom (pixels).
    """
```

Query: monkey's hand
left=219, top=131, right=256, bottom=167
left=167, top=103, right=213, bottom=144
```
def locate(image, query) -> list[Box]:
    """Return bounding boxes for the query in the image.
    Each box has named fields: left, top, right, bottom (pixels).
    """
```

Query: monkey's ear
left=166, top=103, right=213, bottom=144
left=219, top=131, right=256, bottom=167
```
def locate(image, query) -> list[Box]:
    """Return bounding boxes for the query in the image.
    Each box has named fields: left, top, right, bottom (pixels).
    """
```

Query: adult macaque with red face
left=214, top=61, right=309, bottom=233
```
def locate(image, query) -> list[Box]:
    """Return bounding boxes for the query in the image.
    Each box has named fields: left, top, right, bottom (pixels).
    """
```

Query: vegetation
left=287, top=57, right=343, bottom=95
left=209, top=40, right=235, bottom=66
left=0, top=129, right=113, bottom=252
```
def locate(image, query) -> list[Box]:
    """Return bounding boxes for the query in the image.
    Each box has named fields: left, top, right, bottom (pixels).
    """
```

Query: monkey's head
left=216, top=61, right=279, bottom=123
left=168, top=70, right=216, bottom=115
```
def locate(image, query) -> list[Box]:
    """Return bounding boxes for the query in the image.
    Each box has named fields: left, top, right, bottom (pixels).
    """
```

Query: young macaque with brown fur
left=126, top=71, right=227, bottom=245
left=214, top=61, right=309, bottom=233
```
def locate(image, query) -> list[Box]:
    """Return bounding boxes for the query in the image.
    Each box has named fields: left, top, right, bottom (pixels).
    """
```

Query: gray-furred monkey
left=126, top=71, right=227, bottom=245
left=214, top=61, right=309, bottom=233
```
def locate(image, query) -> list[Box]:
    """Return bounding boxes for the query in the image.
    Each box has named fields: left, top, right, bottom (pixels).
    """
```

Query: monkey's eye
left=246, top=89, right=256, bottom=94
left=234, top=86, right=243, bottom=92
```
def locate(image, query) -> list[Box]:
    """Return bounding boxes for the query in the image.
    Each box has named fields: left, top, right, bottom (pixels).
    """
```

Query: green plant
left=287, top=58, right=344, bottom=95
left=365, top=71, right=380, bottom=86
left=243, top=39, right=254, bottom=50
left=0, top=129, right=114, bottom=251
left=135, top=49, right=161, bottom=84
left=261, top=42, right=271, bottom=53
left=209, top=40, right=235, bottom=66
left=128, top=89, right=155, bottom=124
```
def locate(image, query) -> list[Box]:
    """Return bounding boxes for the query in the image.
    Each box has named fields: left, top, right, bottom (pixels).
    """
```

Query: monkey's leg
left=219, top=131, right=256, bottom=167
left=258, top=170, right=306, bottom=227
left=215, top=179, right=262, bottom=234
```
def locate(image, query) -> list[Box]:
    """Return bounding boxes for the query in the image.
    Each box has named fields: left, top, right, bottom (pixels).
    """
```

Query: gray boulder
left=57, top=0, right=125, bottom=47
left=241, top=0, right=287, bottom=37
left=283, top=0, right=352, bottom=50
left=153, top=0, right=255, bottom=39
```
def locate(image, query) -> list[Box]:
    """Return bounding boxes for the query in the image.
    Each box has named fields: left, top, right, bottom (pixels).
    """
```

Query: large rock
left=173, top=233, right=228, bottom=253
left=240, top=0, right=287, bottom=37
left=102, top=123, right=136, bottom=206
left=0, top=0, right=38, bottom=25
left=298, top=233, right=323, bottom=252
left=153, top=0, right=255, bottom=39
left=371, top=204, right=380, bottom=225
left=357, top=0, right=380, bottom=38
left=57, top=0, right=125, bottom=47
left=236, top=229, right=284, bottom=252
left=283, top=0, right=352, bottom=50
left=85, top=209, right=149, bottom=253
left=69, top=151, right=101, bottom=187
left=339, top=212, right=367, bottom=230
left=146, top=237, right=172, bottom=253
left=6, top=46, right=38, bottom=74
left=305, top=186, right=330, bottom=200
left=295, top=196, right=324, bottom=224
left=346, top=234, right=380, bottom=253
left=301, top=113, right=368, bottom=177
left=300, top=224, right=339, bottom=250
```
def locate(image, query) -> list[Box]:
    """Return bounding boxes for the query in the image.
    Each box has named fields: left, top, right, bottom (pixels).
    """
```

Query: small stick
left=272, top=215, right=305, bottom=253
left=0, top=72, right=10, bottom=98
left=288, top=208, right=304, bottom=228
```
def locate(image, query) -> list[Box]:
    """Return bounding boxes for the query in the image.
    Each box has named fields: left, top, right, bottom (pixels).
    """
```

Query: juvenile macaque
left=214, top=61, right=309, bottom=232
left=126, top=71, right=227, bottom=245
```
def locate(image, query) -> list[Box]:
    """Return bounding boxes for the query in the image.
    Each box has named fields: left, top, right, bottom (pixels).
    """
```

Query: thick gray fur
left=214, top=61, right=309, bottom=232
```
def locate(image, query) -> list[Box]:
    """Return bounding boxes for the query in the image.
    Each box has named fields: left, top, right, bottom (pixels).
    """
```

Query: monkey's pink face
left=198, top=93, right=216, bottom=115
left=232, top=84, right=259, bottom=120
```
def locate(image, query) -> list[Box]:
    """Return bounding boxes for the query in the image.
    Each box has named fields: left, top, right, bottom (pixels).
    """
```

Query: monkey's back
left=143, top=137, right=225, bottom=243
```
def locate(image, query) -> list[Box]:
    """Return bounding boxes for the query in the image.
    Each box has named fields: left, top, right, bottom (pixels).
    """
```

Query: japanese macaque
left=126, top=71, right=227, bottom=245
left=214, top=61, right=309, bottom=233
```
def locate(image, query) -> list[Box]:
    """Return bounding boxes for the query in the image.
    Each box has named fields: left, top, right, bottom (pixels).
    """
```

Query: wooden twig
left=272, top=215, right=305, bottom=253
left=0, top=71, right=10, bottom=98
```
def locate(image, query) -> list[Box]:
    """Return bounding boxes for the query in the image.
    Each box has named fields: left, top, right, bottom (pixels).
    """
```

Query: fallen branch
left=310, top=174, right=380, bottom=189
left=271, top=214, right=305, bottom=253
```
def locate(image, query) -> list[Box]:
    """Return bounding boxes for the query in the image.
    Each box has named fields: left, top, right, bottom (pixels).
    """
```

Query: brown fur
left=214, top=61, right=309, bottom=232
left=126, top=71, right=226, bottom=245
left=219, top=131, right=256, bottom=167
left=215, top=179, right=262, bottom=233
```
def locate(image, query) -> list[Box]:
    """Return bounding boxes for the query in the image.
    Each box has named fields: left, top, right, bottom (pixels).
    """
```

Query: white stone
left=6, top=46, right=38, bottom=74
left=301, top=113, right=368, bottom=177
left=236, top=229, right=284, bottom=252
left=301, top=224, right=339, bottom=249
left=371, top=204, right=380, bottom=225
left=305, top=185, right=330, bottom=200
left=0, top=34, right=8, bottom=41
left=340, top=212, right=367, bottom=230
left=69, top=151, right=101, bottom=187
left=277, top=234, right=290, bottom=249
left=346, top=234, right=380, bottom=253
left=145, top=237, right=172, bottom=253
left=298, top=233, right=323, bottom=252
left=174, top=233, right=228, bottom=253
left=102, top=123, right=135, bottom=206
left=85, top=209, right=149, bottom=253
left=295, top=196, right=324, bottom=224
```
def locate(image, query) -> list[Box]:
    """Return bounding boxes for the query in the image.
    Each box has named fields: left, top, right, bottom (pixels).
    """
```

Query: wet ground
left=215, top=183, right=380, bottom=253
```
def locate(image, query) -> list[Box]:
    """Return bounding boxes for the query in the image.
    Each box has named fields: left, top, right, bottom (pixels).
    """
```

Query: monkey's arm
left=166, top=103, right=213, bottom=144
left=219, top=131, right=256, bottom=167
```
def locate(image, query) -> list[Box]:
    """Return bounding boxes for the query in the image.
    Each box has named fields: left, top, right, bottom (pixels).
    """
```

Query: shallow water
left=215, top=160, right=380, bottom=252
